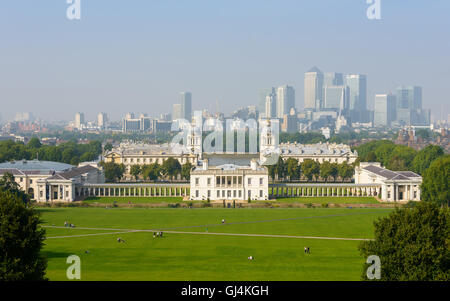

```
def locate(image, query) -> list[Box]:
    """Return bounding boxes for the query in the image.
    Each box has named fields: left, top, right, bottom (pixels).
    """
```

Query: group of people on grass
left=64, top=221, right=75, bottom=228
left=153, top=232, right=163, bottom=238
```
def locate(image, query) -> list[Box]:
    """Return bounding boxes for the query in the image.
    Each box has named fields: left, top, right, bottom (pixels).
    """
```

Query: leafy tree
left=411, top=145, right=444, bottom=175
left=274, top=157, right=286, bottom=181
left=162, top=157, right=181, bottom=180
left=0, top=173, right=47, bottom=280
left=330, top=163, right=339, bottom=182
left=104, top=142, right=113, bottom=152
left=320, top=161, right=333, bottom=182
left=181, top=162, right=193, bottom=181
left=267, top=164, right=276, bottom=181
left=130, top=165, right=142, bottom=181
left=359, top=202, right=449, bottom=280
left=421, top=155, right=450, bottom=207
left=285, top=158, right=300, bottom=181
left=338, top=162, right=354, bottom=182
left=27, top=137, right=42, bottom=149
left=301, top=159, right=320, bottom=182
left=142, top=163, right=161, bottom=182
left=100, top=162, right=125, bottom=182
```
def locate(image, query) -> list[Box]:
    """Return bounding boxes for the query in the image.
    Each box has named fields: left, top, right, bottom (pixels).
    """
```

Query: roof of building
left=47, top=165, right=98, bottom=180
left=0, top=160, right=73, bottom=173
left=278, top=142, right=355, bottom=156
left=204, top=153, right=259, bottom=166
left=362, top=165, right=421, bottom=181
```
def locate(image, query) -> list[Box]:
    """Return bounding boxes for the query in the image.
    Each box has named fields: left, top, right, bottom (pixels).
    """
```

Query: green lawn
left=272, top=197, right=379, bottom=204
left=39, top=207, right=392, bottom=281
left=83, top=196, right=184, bottom=204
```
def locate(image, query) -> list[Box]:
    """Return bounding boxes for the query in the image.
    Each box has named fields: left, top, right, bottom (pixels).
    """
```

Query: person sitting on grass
left=117, top=237, right=125, bottom=243
left=248, top=256, right=253, bottom=260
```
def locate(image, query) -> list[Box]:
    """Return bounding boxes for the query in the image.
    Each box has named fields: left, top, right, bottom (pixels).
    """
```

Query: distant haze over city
left=0, top=1, right=449, bottom=122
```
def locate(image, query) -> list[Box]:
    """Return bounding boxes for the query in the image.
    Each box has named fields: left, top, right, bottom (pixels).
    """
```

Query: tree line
left=100, top=158, right=193, bottom=183
left=355, top=140, right=445, bottom=175
left=267, top=157, right=355, bottom=182
left=0, top=138, right=102, bottom=166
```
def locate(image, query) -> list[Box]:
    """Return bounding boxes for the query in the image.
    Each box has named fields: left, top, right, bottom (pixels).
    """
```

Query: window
left=195, top=178, right=199, bottom=185
left=207, top=190, right=211, bottom=198
left=207, top=178, right=211, bottom=185
left=195, top=190, right=199, bottom=198
left=20, top=177, right=23, bottom=182
left=39, top=191, right=43, bottom=197
left=259, top=178, right=263, bottom=185
left=238, top=177, right=242, bottom=185
left=29, top=179, right=33, bottom=184
left=414, top=191, right=417, bottom=198
left=260, top=190, right=263, bottom=197
left=239, top=190, right=242, bottom=198
left=65, top=191, right=69, bottom=198
left=248, top=178, right=252, bottom=185
left=216, top=177, right=220, bottom=185
left=217, top=190, right=220, bottom=198
left=248, top=190, right=251, bottom=199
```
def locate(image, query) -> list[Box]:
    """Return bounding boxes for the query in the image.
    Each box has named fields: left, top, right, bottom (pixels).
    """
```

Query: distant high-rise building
left=276, top=85, right=295, bottom=118
left=14, top=112, right=34, bottom=122
left=75, top=112, right=85, bottom=130
left=264, top=94, right=276, bottom=118
left=304, top=67, right=323, bottom=110
left=180, top=92, right=192, bottom=121
left=374, top=94, right=396, bottom=127
left=323, top=85, right=348, bottom=111
left=396, top=86, right=423, bottom=125
left=258, top=87, right=276, bottom=114
left=324, top=72, right=344, bottom=86
left=173, top=104, right=182, bottom=120
left=97, top=112, right=108, bottom=129
left=345, top=74, right=367, bottom=122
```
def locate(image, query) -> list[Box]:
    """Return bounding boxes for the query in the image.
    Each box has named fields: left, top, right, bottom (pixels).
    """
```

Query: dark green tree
left=27, top=137, right=42, bottom=149
left=0, top=173, right=47, bottom=281
left=142, top=163, right=161, bottom=182
left=320, top=161, right=333, bottom=182
left=338, top=162, right=354, bottom=182
left=411, top=145, right=444, bottom=175
left=421, top=155, right=450, bottom=207
left=100, top=162, right=125, bottom=182
left=103, top=142, right=113, bottom=152
left=359, top=202, right=449, bottom=281
left=181, top=162, right=193, bottom=181
left=162, top=157, right=181, bottom=180
left=130, top=165, right=142, bottom=181
left=301, top=159, right=320, bottom=182
left=285, top=158, right=300, bottom=181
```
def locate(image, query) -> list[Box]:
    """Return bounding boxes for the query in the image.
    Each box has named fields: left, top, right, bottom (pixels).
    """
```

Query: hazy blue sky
left=0, top=0, right=449, bottom=122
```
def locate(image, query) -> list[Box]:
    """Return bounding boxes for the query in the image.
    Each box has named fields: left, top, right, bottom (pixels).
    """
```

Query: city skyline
left=0, top=1, right=449, bottom=122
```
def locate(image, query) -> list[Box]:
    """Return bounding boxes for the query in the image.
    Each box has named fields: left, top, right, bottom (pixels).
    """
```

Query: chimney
left=203, top=159, right=209, bottom=171
left=250, top=159, right=257, bottom=171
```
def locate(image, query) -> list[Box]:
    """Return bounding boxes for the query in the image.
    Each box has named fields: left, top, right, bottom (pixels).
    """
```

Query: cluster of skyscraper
left=303, top=67, right=370, bottom=123
left=374, top=86, right=430, bottom=127
left=173, top=92, right=192, bottom=121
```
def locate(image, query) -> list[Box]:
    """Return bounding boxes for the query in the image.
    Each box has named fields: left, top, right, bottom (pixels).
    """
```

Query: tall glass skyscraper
left=374, top=94, right=396, bottom=127
left=304, top=66, right=323, bottom=110
left=180, top=92, right=192, bottom=121
left=276, top=85, right=295, bottom=118
left=258, top=87, right=276, bottom=115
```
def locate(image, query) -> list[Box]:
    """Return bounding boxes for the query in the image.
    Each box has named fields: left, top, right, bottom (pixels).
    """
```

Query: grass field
left=83, top=196, right=184, bottom=204
left=39, top=207, right=392, bottom=281
left=272, top=197, right=379, bottom=204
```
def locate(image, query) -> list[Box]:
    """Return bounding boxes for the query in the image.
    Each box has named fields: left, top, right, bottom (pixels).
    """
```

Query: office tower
left=180, top=92, right=192, bottom=121
left=276, top=85, right=295, bottom=118
left=345, top=74, right=367, bottom=122
left=282, top=108, right=298, bottom=133
left=258, top=87, right=276, bottom=114
left=396, top=86, right=422, bottom=125
left=125, top=112, right=135, bottom=119
left=173, top=104, right=182, bottom=120
left=324, top=72, right=344, bottom=86
left=75, top=112, right=85, bottom=130
left=97, top=112, right=108, bottom=128
left=304, top=66, right=323, bottom=110
left=374, top=94, right=396, bottom=127
left=265, top=94, right=276, bottom=118
left=323, top=85, right=348, bottom=111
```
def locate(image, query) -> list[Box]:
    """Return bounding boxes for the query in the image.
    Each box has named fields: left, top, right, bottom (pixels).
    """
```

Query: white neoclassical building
left=190, top=158, right=269, bottom=201
left=355, top=162, right=422, bottom=202
left=0, top=159, right=104, bottom=202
